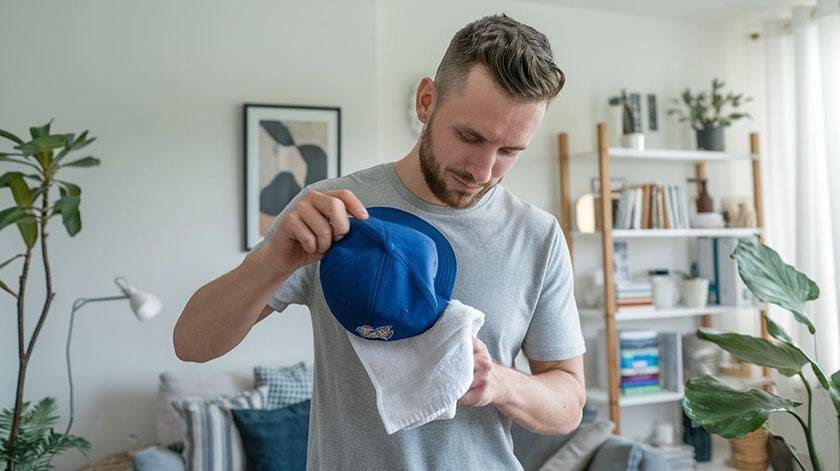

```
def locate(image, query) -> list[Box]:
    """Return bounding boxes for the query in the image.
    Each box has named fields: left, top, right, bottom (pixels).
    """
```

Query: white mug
left=681, top=278, right=710, bottom=308
left=651, top=275, right=680, bottom=310
left=650, top=420, right=674, bottom=446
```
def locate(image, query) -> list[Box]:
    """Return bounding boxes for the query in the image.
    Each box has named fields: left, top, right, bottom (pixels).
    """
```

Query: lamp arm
left=63, top=294, right=129, bottom=438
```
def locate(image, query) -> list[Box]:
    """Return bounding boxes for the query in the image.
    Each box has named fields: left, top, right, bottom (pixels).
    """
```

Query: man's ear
left=415, top=77, right=436, bottom=125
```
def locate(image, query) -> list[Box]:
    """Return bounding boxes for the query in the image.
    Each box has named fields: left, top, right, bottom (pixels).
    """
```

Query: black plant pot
left=696, top=127, right=725, bottom=151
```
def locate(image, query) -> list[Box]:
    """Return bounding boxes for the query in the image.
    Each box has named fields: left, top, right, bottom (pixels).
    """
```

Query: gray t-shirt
left=247, top=162, right=585, bottom=470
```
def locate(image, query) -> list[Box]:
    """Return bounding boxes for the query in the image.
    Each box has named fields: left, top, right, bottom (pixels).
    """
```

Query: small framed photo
left=243, top=103, right=341, bottom=250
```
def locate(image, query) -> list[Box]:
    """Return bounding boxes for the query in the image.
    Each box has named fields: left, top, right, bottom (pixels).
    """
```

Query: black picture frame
left=243, top=103, right=341, bottom=251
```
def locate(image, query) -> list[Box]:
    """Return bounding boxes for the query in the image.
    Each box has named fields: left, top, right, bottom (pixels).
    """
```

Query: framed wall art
left=243, top=103, right=341, bottom=250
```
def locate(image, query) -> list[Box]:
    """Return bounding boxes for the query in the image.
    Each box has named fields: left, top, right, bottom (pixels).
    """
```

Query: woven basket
left=76, top=451, right=133, bottom=471
left=729, top=428, right=769, bottom=470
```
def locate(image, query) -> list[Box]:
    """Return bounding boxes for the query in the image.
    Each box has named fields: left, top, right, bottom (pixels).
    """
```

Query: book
left=661, top=185, right=672, bottom=229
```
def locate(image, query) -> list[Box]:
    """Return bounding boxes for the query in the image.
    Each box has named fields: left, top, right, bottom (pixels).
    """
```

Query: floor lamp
left=63, top=276, right=162, bottom=436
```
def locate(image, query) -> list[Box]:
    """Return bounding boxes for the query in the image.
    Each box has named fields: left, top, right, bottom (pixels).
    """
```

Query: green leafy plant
left=1, top=120, right=100, bottom=470
left=667, top=78, right=753, bottom=130
left=683, top=240, right=840, bottom=471
left=0, top=398, right=90, bottom=470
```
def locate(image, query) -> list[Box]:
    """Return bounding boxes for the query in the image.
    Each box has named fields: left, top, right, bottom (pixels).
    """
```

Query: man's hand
left=262, top=189, right=368, bottom=275
left=457, top=337, right=504, bottom=407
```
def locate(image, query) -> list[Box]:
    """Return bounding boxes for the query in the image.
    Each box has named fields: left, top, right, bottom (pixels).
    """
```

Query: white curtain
left=763, top=1, right=840, bottom=466
left=763, top=0, right=840, bottom=376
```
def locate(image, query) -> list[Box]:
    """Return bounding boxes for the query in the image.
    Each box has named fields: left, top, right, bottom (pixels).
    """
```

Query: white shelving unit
left=574, top=228, right=762, bottom=239
left=586, top=387, right=684, bottom=407
left=579, top=305, right=756, bottom=322
left=571, top=147, right=755, bottom=162
left=557, top=124, right=769, bottom=438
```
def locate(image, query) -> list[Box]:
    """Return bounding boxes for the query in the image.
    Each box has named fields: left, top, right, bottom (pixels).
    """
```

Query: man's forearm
left=173, top=245, right=292, bottom=363
left=491, top=364, right=586, bottom=435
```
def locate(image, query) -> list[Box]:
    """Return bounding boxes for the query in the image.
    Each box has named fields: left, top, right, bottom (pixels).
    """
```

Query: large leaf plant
left=1, top=120, right=99, bottom=470
left=683, top=240, right=840, bottom=471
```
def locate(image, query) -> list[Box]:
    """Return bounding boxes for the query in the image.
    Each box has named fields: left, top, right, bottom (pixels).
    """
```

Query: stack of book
left=616, top=279, right=652, bottom=308
left=620, top=330, right=660, bottom=395
left=613, top=184, right=691, bottom=230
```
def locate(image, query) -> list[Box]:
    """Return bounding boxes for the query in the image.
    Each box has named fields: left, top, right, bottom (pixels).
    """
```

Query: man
left=174, top=14, right=586, bottom=470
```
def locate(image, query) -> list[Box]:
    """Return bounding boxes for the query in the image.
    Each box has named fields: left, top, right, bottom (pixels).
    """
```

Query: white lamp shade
left=128, top=289, right=162, bottom=322
left=115, top=277, right=162, bottom=321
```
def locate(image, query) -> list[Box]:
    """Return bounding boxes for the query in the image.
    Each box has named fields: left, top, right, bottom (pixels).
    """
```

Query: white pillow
left=539, top=419, right=615, bottom=471
left=156, top=370, right=253, bottom=446
left=171, top=386, right=268, bottom=471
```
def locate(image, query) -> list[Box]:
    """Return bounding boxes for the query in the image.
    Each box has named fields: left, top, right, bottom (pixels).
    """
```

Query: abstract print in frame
left=244, top=104, right=341, bottom=250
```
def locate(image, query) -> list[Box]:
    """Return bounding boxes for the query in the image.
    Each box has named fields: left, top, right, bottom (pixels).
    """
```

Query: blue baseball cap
left=319, top=207, right=456, bottom=341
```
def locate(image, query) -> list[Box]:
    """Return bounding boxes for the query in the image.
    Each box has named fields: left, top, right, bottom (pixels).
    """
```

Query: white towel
left=347, top=299, right=485, bottom=434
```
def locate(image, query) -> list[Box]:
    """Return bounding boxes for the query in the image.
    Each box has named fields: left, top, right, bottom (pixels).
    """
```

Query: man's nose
left=464, top=153, right=495, bottom=185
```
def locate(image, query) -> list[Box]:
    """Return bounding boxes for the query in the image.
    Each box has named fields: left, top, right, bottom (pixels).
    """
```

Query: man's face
left=418, top=66, right=547, bottom=209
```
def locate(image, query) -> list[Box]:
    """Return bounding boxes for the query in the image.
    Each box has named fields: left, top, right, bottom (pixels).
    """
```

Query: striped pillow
left=172, top=385, right=268, bottom=471
left=254, top=362, right=313, bottom=409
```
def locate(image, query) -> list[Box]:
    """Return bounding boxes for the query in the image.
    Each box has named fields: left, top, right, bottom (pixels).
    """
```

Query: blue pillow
left=132, top=446, right=185, bottom=471
left=232, top=400, right=310, bottom=471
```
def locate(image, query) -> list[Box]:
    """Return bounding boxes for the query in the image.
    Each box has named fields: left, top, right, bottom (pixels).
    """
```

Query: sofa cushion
left=133, top=446, right=185, bottom=471
left=254, top=362, right=313, bottom=409
left=171, top=386, right=268, bottom=471
left=538, top=419, right=615, bottom=471
left=157, top=370, right=254, bottom=446
left=232, top=400, right=311, bottom=471
left=512, top=405, right=598, bottom=471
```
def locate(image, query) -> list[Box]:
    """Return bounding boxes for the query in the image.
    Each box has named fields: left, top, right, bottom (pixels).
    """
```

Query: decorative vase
left=696, top=127, right=725, bottom=151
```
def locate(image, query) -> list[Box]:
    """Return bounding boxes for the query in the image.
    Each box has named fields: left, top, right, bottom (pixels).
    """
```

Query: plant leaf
left=29, top=119, right=53, bottom=139
left=0, top=128, right=24, bottom=145
left=764, top=316, right=840, bottom=414
left=732, top=240, right=818, bottom=334
left=696, top=329, right=808, bottom=376
left=4, top=172, right=33, bottom=207
left=57, top=180, right=81, bottom=197
left=0, top=207, right=27, bottom=231
left=0, top=254, right=23, bottom=271
left=51, top=195, right=81, bottom=236
left=60, top=156, right=100, bottom=168
left=683, top=375, right=800, bottom=438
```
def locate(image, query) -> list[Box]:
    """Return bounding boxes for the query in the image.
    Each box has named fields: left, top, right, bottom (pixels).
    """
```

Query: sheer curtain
left=762, top=0, right=840, bottom=466
left=763, top=0, right=840, bottom=376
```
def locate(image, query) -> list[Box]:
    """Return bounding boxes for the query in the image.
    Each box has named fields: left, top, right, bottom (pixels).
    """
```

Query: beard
left=418, top=114, right=497, bottom=209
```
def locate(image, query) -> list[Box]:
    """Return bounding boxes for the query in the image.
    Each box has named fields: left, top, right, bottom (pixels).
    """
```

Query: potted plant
left=1, top=120, right=99, bottom=470
left=667, top=78, right=752, bottom=151
left=682, top=240, right=839, bottom=471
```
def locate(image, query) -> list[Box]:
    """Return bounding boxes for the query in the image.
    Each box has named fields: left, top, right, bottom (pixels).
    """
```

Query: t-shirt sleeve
left=521, top=220, right=586, bottom=361
left=244, top=187, right=314, bottom=313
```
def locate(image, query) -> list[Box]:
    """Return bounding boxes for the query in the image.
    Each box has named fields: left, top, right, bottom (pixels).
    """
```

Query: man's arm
left=173, top=189, right=368, bottom=363
left=457, top=338, right=585, bottom=435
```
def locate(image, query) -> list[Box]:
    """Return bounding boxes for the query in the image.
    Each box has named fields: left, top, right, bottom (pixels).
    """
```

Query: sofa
left=116, top=367, right=668, bottom=471
left=511, top=406, right=669, bottom=471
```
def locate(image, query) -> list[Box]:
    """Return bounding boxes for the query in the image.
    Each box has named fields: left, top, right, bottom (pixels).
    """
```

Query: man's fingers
left=297, top=202, right=335, bottom=253
left=288, top=214, right=318, bottom=255
left=323, top=189, right=369, bottom=220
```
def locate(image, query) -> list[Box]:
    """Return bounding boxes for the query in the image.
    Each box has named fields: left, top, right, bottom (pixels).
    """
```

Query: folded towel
left=347, top=299, right=485, bottom=434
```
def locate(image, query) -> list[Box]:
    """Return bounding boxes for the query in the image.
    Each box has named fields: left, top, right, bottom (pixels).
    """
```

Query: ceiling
left=514, top=0, right=815, bottom=21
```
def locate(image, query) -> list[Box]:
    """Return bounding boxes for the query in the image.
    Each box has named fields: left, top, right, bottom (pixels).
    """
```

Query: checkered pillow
left=254, top=361, right=313, bottom=409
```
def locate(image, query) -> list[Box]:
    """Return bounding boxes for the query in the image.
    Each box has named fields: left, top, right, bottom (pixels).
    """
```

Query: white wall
left=0, top=0, right=784, bottom=467
left=0, top=1, right=377, bottom=468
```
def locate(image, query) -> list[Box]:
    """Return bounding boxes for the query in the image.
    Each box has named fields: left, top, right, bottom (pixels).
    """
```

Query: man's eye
left=459, top=132, right=479, bottom=143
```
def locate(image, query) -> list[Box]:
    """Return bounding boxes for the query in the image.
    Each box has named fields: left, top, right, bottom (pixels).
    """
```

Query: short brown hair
left=434, top=14, right=565, bottom=104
